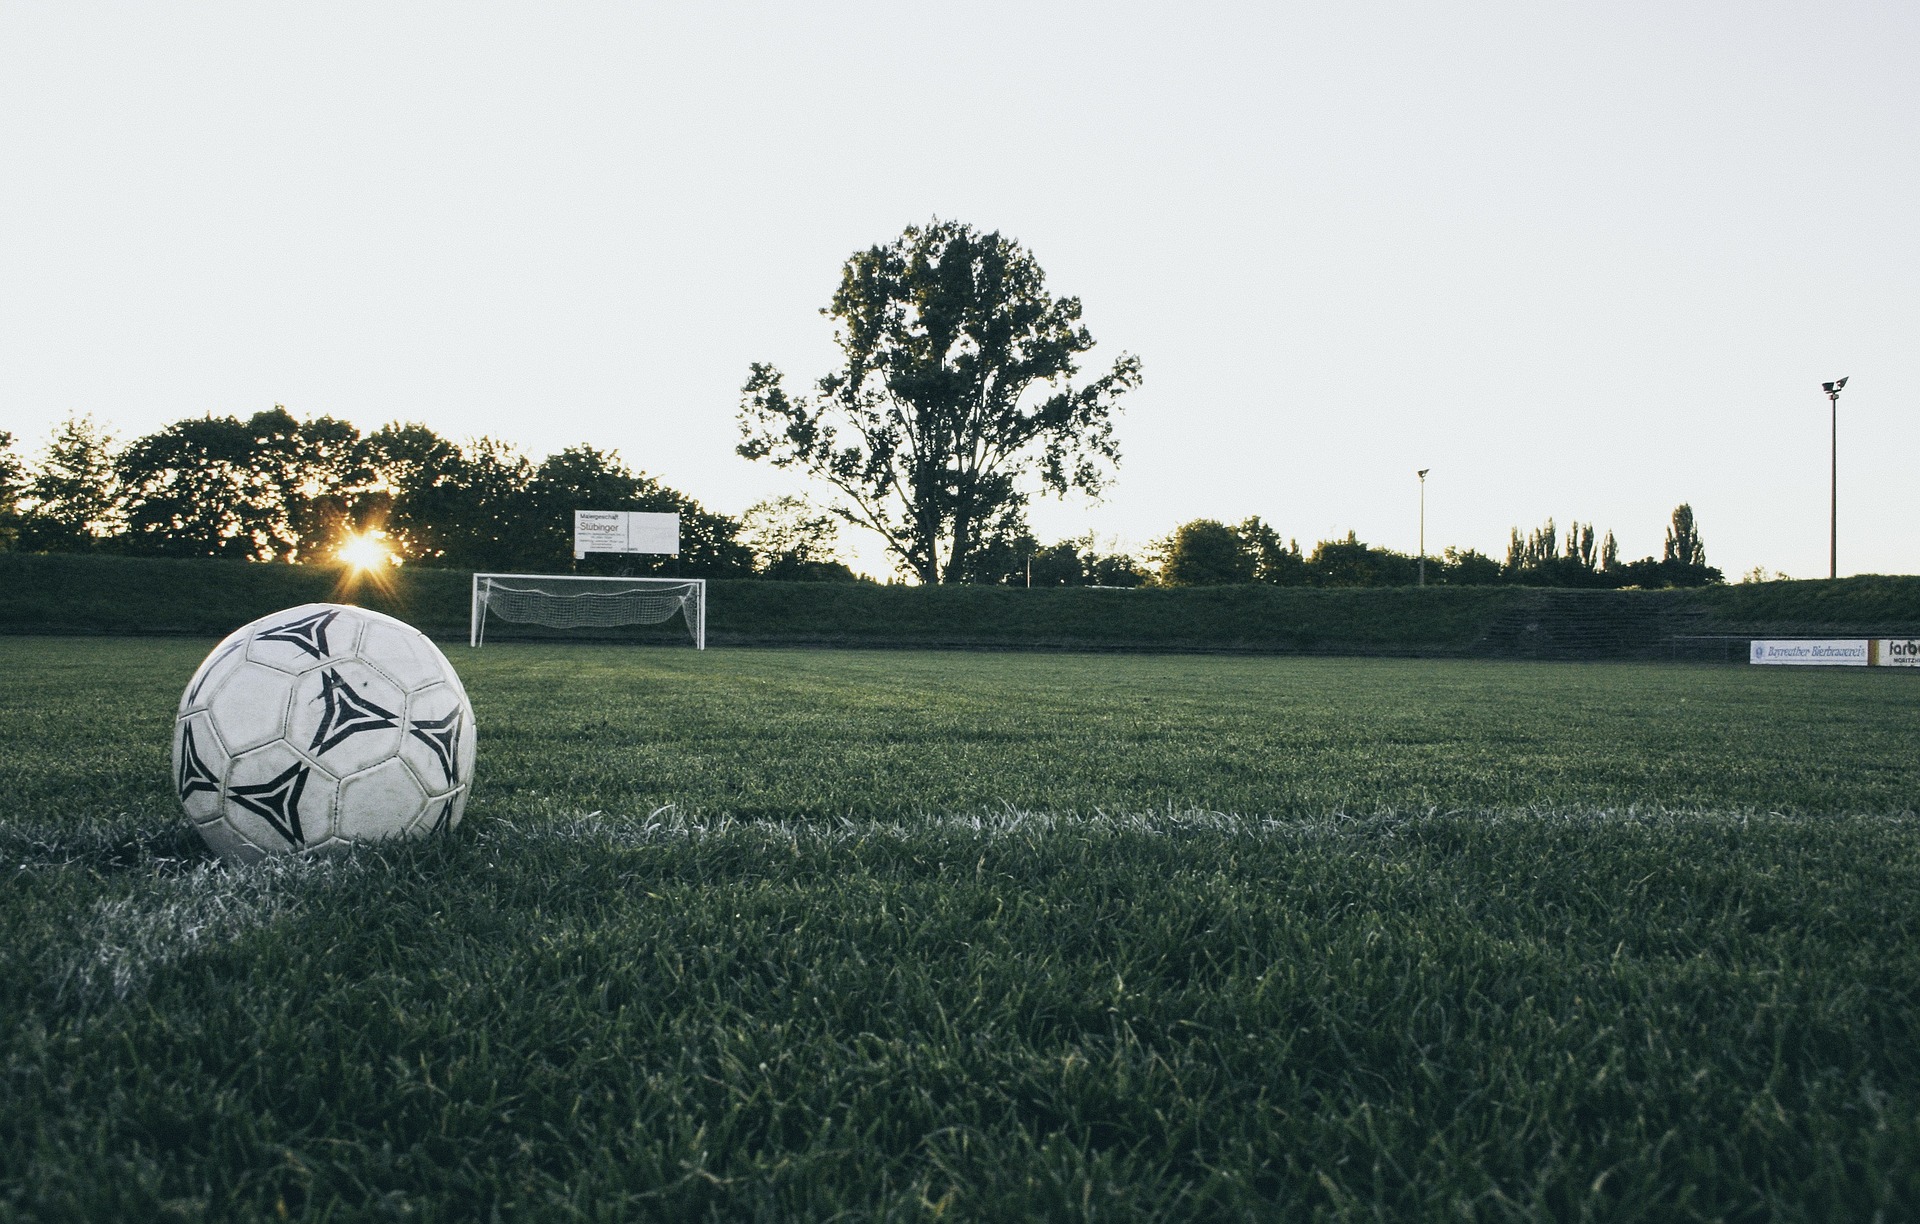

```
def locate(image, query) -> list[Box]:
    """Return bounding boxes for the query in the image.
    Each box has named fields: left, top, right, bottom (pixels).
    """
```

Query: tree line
left=729, top=217, right=1724, bottom=590
left=0, top=412, right=851, bottom=580
left=0, top=410, right=1721, bottom=589
left=0, top=219, right=1725, bottom=590
left=1137, top=507, right=1721, bottom=589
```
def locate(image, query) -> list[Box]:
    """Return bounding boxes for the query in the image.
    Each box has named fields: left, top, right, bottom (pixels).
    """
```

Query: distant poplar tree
left=1663, top=503, right=1706, bottom=567
left=1507, top=519, right=1561, bottom=573
left=1567, top=522, right=1598, bottom=572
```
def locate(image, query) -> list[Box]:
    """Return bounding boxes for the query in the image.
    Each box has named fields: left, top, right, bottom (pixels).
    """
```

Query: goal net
left=470, top=574, right=706, bottom=649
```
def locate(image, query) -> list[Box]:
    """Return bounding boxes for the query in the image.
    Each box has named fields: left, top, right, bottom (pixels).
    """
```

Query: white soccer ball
left=172, top=603, right=477, bottom=864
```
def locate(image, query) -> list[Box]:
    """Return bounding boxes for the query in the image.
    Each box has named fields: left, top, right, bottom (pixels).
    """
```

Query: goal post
left=469, top=574, right=706, bottom=649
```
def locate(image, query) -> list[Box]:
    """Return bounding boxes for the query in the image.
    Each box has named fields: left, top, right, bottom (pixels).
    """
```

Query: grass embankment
left=1692, top=574, right=1920, bottom=634
left=7, top=552, right=1920, bottom=656
left=3, top=639, right=1918, bottom=1218
left=709, top=580, right=1521, bottom=654
left=0, top=553, right=1526, bottom=653
left=0, top=552, right=464, bottom=637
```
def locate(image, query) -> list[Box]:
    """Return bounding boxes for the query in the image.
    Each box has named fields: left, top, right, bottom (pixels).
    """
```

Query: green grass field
left=3, top=637, right=1918, bottom=1220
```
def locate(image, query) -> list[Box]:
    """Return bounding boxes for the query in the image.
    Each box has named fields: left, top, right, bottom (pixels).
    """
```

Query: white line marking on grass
left=51, top=855, right=344, bottom=1005
left=472, top=804, right=1913, bottom=850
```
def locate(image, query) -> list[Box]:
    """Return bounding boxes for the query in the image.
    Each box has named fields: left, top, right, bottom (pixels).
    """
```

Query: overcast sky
left=3, top=1, right=1914, bottom=579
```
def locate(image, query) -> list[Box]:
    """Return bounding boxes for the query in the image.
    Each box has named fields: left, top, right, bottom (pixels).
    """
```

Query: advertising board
left=1748, top=640, right=1870, bottom=666
left=1877, top=638, right=1920, bottom=667
left=573, top=510, right=680, bottom=558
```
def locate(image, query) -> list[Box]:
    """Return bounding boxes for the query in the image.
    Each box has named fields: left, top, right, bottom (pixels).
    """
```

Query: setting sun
left=335, top=532, right=396, bottom=571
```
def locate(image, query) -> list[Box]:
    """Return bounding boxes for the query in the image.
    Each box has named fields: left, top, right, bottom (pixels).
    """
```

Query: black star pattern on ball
left=428, top=793, right=458, bottom=835
left=309, top=668, right=400, bottom=755
left=408, top=709, right=463, bottom=784
left=176, top=724, right=220, bottom=800
left=228, top=761, right=310, bottom=847
left=256, top=609, right=341, bottom=660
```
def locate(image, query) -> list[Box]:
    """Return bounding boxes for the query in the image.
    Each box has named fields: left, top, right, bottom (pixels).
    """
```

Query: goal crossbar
left=470, top=573, right=706, bottom=649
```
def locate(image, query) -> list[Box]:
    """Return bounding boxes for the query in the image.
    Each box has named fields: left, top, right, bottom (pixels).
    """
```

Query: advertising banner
left=1877, top=638, right=1920, bottom=667
left=573, top=511, right=680, bottom=558
left=573, top=511, right=626, bottom=555
left=1749, top=640, right=1869, bottom=666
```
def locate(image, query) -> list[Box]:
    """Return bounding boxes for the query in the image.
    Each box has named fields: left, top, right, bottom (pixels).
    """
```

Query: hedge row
left=2, top=553, right=1915, bottom=656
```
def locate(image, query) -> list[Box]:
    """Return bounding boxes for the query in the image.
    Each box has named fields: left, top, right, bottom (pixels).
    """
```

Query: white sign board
left=1749, top=639, right=1869, bottom=666
left=1877, top=638, right=1920, bottom=667
left=574, top=510, right=680, bottom=558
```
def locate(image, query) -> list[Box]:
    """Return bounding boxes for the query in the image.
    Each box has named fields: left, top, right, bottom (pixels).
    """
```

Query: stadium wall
left=2, top=553, right=1915, bottom=658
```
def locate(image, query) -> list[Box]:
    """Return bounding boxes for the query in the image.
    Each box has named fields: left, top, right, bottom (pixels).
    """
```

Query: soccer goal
left=470, top=574, right=706, bottom=649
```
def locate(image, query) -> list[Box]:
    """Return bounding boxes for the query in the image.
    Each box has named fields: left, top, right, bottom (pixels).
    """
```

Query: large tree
left=738, top=219, right=1142, bottom=584
left=1154, top=519, right=1254, bottom=586
left=0, top=432, right=24, bottom=551
left=117, top=413, right=284, bottom=558
left=1234, top=517, right=1307, bottom=586
left=272, top=412, right=379, bottom=560
left=364, top=422, right=467, bottom=562
left=18, top=415, right=120, bottom=552
left=739, top=495, right=859, bottom=581
left=115, top=407, right=374, bottom=560
left=384, top=435, right=541, bottom=570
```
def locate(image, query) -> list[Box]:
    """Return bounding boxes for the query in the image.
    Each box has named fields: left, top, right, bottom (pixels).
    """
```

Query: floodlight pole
left=1417, top=468, right=1430, bottom=586
left=1823, top=378, right=1847, bottom=580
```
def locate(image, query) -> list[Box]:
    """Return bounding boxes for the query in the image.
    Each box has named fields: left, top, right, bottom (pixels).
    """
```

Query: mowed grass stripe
left=4, top=638, right=1914, bottom=826
left=1, top=637, right=1917, bottom=1219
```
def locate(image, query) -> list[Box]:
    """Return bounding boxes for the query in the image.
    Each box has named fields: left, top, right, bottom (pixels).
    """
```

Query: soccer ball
left=173, top=603, right=477, bottom=864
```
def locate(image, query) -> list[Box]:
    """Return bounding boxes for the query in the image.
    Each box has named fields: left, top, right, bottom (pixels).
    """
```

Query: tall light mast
left=1822, top=377, right=1847, bottom=580
left=1417, top=469, right=1430, bottom=586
